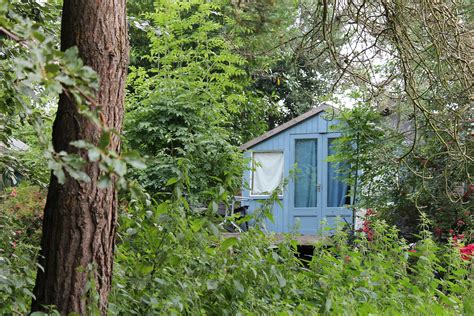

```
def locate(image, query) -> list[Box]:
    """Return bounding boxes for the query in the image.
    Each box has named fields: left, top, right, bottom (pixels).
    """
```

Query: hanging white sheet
left=252, top=152, right=284, bottom=195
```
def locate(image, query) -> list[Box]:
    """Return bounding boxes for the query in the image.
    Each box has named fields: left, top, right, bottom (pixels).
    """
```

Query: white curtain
left=252, top=152, right=284, bottom=195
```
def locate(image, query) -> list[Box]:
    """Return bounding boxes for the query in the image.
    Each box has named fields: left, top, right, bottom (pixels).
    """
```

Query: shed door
left=288, top=134, right=352, bottom=235
left=288, top=134, right=322, bottom=234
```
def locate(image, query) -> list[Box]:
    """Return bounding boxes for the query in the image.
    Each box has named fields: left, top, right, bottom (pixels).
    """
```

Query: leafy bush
left=109, top=180, right=474, bottom=315
left=124, top=0, right=263, bottom=198
left=330, top=104, right=473, bottom=241
left=0, top=183, right=46, bottom=219
left=0, top=181, right=472, bottom=314
left=0, top=184, right=44, bottom=314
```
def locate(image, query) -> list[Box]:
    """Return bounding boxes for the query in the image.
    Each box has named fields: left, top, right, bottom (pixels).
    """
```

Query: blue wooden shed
left=240, top=104, right=352, bottom=235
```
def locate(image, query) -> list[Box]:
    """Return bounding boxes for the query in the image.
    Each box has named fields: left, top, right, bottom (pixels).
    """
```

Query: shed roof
left=239, top=103, right=332, bottom=150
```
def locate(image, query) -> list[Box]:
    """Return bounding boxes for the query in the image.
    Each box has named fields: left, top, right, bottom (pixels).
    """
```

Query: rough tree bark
left=31, top=0, right=128, bottom=314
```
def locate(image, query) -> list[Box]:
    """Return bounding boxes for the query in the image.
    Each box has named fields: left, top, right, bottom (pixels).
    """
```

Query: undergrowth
left=108, top=182, right=474, bottom=315
left=1, top=183, right=473, bottom=315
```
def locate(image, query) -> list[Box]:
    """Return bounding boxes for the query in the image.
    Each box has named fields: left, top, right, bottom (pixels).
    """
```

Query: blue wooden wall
left=241, top=111, right=352, bottom=235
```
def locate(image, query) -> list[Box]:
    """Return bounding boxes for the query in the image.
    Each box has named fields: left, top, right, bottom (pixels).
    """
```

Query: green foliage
left=109, top=176, right=473, bottom=314
left=0, top=183, right=46, bottom=218
left=331, top=103, right=473, bottom=240
left=0, top=182, right=472, bottom=314
left=1, top=0, right=144, bottom=190
left=0, top=184, right=44, bottom=314
left=296, top=0, right=473, bottom=240
left=1, top=0, right=472, bottom=314
left=229, top=0, right=336, bottom=129
left=1, top=0, right=96, bottom=183
left=9, top=118, right=53, bottom=186
left=125, top=0, right=257, bottom=197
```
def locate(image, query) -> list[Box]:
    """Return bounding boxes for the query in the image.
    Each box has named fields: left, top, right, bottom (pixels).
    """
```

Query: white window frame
left=250, top=151, right=284, bottom=198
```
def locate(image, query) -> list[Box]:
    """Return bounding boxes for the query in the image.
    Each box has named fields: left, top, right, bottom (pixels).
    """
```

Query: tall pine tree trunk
left=31, top=0, right=128, bottom=314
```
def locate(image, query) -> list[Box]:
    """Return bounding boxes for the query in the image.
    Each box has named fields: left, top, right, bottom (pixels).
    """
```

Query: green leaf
left=98, top=131, right=110, bottom=149
left=45, top=63, right=60, bottom=74
left=70, top=140, right=89, bottom=149
left=137, top=263, right=153, bottom=275
left=210, top=201, right=218, bottom=213
left=87, top=148, right=101, bottom=162
left=156, top=202, right=169, bottom=214
left=271, top=266, right=286, bottom=288
left=22, top=287, right=36, bottom=299
left=32, top=30, right=46, bottom=42
left=112, top=159, right=127, bottom=177
left=166, top=177, right=179, bottom=186
left=67, top=168, right=91, bottom=182
left=233, top=280, right=244, bottom=293
left=64, top=46, right=79, bottom=61
left=154, top=278, right=168, bottom=285
left=325, top=298, right=332, bottom=312
left=189, top=219, right=203, bottom=233
left=208, top=222, right=219, bottom=236
left=56, top=74, right=75, bottom=86
left=98, top=175, right=112, bottom=188
left=206, top=280, right=218, bottom=290
left=220, top=237, right=238, bottom=251
left=123, top=151, right=146, bottom=169
left=52, top=166, right=65, bottom=184
left=0, top=0, right=8, bottom=14
left=126, top=228, right=137, bottom=235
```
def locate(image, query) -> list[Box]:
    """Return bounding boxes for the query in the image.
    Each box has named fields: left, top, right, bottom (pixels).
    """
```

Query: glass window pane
left=252, top=152, right=284, bottom=195
left=327, top=138, right=349, bottom=207
left=294, top=139, right=318, bottom=207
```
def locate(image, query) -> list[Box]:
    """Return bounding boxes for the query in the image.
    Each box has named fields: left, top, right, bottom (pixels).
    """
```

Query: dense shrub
left=1, top=183, right=472, bottom=314
left=0, top=183, right=46, bottom=219
left=0, top=184, right=44, bottom=314
left=109, top=184, right=474, bottom=315
left=330, top=105, right=473, bottom=241
left=124, top=0, right=258, bottom=199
